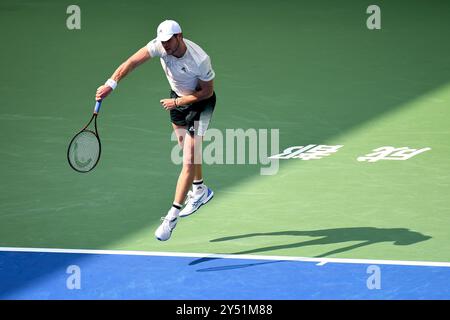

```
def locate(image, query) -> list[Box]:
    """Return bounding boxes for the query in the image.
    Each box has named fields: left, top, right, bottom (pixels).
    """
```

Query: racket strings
left=68, top=131, right=100, bottom=172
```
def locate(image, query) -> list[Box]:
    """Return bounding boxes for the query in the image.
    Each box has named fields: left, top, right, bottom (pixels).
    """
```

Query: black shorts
left=169, top=90, right=216, bottom=136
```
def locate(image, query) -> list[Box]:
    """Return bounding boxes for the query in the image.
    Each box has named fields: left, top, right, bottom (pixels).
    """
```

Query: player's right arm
left=96, top=47, right=151, bottom=101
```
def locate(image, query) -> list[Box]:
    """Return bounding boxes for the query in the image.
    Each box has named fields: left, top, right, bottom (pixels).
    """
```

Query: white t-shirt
left=146, top=38, right=215, bottom=97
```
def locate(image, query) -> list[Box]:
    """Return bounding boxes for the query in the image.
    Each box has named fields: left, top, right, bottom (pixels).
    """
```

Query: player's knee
left=182, top=150, right=195, bottom=165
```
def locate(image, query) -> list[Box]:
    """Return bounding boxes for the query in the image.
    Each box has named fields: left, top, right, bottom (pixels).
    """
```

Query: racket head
left=67, top=129, right=101, bottom=173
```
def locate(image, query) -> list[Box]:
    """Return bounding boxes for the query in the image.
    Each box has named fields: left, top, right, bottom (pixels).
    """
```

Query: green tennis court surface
left=1, top=0, right=449, bottom=292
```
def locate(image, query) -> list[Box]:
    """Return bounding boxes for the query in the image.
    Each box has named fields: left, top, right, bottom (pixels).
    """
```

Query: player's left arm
left=181, top=79, right=214, bottom=104
left=160, top=79, right=214, bottom=110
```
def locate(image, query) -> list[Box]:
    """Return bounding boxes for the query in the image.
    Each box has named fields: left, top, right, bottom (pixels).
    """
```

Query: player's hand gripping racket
left=67, top=100, right=103, bottom=173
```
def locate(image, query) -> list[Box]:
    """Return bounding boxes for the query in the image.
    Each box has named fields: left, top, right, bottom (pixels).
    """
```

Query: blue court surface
left=1, top=248, right=449, bottom=300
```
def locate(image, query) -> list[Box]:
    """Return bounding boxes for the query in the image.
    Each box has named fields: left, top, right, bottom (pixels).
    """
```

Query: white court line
left=1, top=246, right=450, bottom=268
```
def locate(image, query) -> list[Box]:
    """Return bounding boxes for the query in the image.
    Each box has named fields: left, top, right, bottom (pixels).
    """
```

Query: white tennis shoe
left=155, top=215, right=178, bottom=241
left=179, top=186, right=214, bottom=217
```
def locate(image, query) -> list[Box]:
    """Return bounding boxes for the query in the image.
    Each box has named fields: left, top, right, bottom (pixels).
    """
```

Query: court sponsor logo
left=66, top=265, right=81, bottom=290
left=270, top=144, right=343, bottom=160
left=366, top=265, right=381, bottom=290
left=367, top=5, right=381, bottom=30
left=171, top=126, right=280, bottom=175
left=171, top=129, right=431, bottom=175
left=357, top=146, right=431, bottom=162
left=268, top=145, right=431, bottom=162
left=66, top=5, right=81, bottom=30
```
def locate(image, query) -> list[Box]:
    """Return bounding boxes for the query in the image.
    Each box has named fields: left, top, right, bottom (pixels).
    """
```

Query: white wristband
left=105, top=78, right=117, bottom=90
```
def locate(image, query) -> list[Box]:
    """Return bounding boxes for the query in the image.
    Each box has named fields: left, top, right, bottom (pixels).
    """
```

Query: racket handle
left=94, top=100, right=102, bottom=114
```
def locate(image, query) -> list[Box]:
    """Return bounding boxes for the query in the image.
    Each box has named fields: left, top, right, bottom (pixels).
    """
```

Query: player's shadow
left=190, top=227, right=431, bottom=268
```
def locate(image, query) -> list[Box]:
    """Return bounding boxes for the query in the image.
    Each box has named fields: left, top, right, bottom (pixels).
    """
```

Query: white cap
left=156, top=20, right=182, bottom=42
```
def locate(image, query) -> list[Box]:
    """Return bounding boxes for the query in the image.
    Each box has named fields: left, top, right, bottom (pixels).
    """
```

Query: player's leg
left=155, top=106, right=188, bottom=241
left=172, top=123, right=187, bottom=149
left=170, top=122, right=200, bottom=205
left=155, top=130, right=200, bottom=241
left=179, top=95, right=216, bottom=218
left=174, top=130, right=198, bottom=205
left=192, top=163, right=204, bottom=195
left=155, top=93, right=216, bottom=240
left=173, top=125, right=207, bottom=210
left=194, top=163, right=202, bottom=181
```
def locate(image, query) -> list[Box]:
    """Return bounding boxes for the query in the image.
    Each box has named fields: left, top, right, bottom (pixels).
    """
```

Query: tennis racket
left=67, top=100, right=103, bottom=173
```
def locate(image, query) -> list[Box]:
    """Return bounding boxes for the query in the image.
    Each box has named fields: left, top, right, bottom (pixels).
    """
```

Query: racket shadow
left=195, top=260, right=284, bottom=273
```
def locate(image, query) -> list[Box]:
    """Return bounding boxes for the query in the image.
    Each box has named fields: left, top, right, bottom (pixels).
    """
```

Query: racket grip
left=94, top=100, right=102, bottom=114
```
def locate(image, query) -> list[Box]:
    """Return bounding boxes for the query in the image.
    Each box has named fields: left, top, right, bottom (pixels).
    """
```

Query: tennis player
left=95, top=20, right=216, bottom=241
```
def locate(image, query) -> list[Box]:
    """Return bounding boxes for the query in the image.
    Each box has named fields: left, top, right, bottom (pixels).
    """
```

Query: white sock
left=193, top=179, right=205, bottom=194
left=168, top=203, right=181, bottom=218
